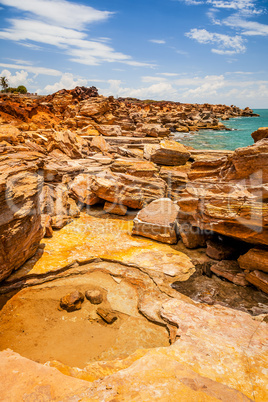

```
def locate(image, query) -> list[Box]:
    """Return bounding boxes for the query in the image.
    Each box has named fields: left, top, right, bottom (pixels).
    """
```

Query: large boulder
left=0, top=171, right=43, bottom=282
left=149, top=140, right=190, bottom=166
left=90, top=172, right=167, bottom=209
left=132, top=198, right=179, bottom=244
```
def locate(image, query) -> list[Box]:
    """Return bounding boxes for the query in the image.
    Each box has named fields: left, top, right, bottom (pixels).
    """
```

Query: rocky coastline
left=0, top=87, right=267, bottom=401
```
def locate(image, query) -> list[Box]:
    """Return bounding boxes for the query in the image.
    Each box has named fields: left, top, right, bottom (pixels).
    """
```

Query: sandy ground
left=0, top=270, right=169, bottom=368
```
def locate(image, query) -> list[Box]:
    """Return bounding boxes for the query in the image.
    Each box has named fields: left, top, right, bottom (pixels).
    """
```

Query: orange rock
left=238, top=247, right=268, bottom=273
left=90, top=135, right=109, bottom=153
left=132, top=198, right=179, bottom=244
left=245, top=269, right=268, bottom=294
left=150, top=140, right=191, bottom=166
left=0, top=171, right=43, bottom=281
left=91, top=172, right=167, bottom=209
left=251, top=127, right=268, bottom=143
left=70, top=174, right=101, bottom=206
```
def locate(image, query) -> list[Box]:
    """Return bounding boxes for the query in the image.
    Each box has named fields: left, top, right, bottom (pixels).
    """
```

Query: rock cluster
left=0, top=88, right=267, bottom=401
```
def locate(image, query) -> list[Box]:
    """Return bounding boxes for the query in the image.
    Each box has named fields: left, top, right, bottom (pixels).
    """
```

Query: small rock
left=245, top=270, right=268, bottom=294
left=206, top=239, right=237, bottom=260
left=97, top=308, right=117, bottom=324
left=60, top=291, right=84, bottom=312
left=179, top=224, right=207, bottom=249
left=41, top=214, right=53, bottom=238
left=85, top=289, right=103, bottom=305
left=103, top=201, right=127, bottom=216
left=51, top=215, right=72, bottom=230
left=210, top=260, right=249, bottom=286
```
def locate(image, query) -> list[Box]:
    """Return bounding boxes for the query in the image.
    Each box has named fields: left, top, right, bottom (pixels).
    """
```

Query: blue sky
left=0, top=0, right=267, bottom=107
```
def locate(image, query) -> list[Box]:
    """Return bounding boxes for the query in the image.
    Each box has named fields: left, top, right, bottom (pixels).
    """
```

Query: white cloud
left=141, top=76, right=167, bottom=83
left=207, top=0, right=261, bottom=14
left=178, top=0, right=204, bottom=5
left=6, top=58, right=33, bottom=65
left=0, top=63, right=61, bottom=76
left=158, top=73, right=179, bottom=77
left=0, top=2, right=152, bottom=68
left=182, top=74, right=225, bottom=97
left=0, top=69, right=29, bottom=87
left=37, top=72, right=88, bottom=94
left=101, top=80, right=178, bottom=100
left=223, top=16, right=268, bottom=36
left=185, top=28, right=246, bottom=53
left=149, top=39, right=166, bottom=44
left=0, top=0, right=112, bottom=30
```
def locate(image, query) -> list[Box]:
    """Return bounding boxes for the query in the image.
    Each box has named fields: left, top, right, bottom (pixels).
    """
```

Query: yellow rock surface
left=7, top=212, right=194, bottom=281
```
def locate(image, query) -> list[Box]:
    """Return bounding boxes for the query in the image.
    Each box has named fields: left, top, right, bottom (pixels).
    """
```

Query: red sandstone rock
left=110, top=159, right=158, bottom=178
left=178, top=140, right=268, bottom=246
left=238, top=247, right=268, bottom=273
left=206, top=240, right=237, bottom=260
left=70, top=174, right=101, bottom=206
left=90, top=172, right=167, bottom=209
left=245, top=270, right=268, bottom=294
left=103, top=201, right=128, bottom=215
left=210, top=260, right=249, bottom=286
left=179, top=224, right=207, bottom=249
left=150, top=140, right=190, bottom=166
left=90, top=136, right=109, bottom=153
left=60, top=290, right=84, bottom=312
left=0, top=171, right=43, bottom=282
left=46, top=130, right=89, bottom=159
left=41, top=214, right=53, bottom=238
left=132, top=198, right=179, bottom=244
left=251, top=127, right=268, bottom=143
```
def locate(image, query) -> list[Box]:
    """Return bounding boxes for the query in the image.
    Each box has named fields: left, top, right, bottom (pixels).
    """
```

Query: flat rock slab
left=210, top=260, right=249, bottom=286
left=5, top=213, right=194, bottom=284
left=132, top=198, right=179, bottom=244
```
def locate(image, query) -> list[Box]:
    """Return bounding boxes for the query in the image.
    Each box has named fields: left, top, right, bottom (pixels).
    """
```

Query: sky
left=0, top=0, right=268, bottom=108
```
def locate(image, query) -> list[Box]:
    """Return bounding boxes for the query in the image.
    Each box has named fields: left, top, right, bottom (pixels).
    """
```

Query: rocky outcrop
left=132, top=198, right=179, bottom=244
left=90, top=172, right=167, bottom=209
left=251, top=127, right=268, bottom=143
left=0, top=170, right=43, bottom=281
left=178, top=139, right=268, bottom=246
left=70, top=174, right=101, bottom=206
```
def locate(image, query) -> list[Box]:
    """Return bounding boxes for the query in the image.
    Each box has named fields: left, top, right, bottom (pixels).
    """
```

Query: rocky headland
left=0, top=87, right=267, bottom=401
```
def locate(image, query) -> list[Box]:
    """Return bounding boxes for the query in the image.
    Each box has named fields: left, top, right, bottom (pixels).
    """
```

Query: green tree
left=16, top=85, right=27, bottom=94
left=0, top=76, right=8, bottom=91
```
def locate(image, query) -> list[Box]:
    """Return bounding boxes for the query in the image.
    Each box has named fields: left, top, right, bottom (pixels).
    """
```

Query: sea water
left=174, top=109, right=268, bottom=150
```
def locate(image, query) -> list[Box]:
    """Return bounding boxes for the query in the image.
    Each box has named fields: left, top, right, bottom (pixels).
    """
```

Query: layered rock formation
left=0, top=89, right=267, bottom=400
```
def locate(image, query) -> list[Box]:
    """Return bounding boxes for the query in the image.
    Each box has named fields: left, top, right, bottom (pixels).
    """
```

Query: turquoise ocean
left=174, top=109, right=268, bottom=150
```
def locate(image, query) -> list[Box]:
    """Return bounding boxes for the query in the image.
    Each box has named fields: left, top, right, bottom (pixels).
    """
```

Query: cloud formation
left=185, top=28, right=246, bottom=54
left=0, top=0, right=152, bottom=67
left=38, top=72, right=88, bottom=94
left=0, top=0, right=112, bottom=29
left=149, top=39, right=166, bottom=44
